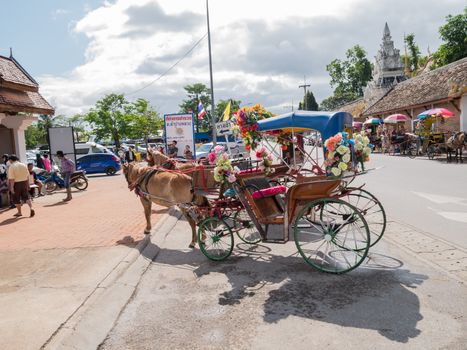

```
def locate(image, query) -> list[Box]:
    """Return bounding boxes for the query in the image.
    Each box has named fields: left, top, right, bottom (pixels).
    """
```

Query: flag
left=197, top=101, right=206, bottom=119
left=222, top=100, right=231, bottom=121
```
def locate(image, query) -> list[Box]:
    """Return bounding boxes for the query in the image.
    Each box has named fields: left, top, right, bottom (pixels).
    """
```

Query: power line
left=125, top=32, right=208, bottom=96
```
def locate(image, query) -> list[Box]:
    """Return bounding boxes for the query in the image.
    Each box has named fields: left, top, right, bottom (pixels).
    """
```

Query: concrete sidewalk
left=98, top=216, right=467, bottom=350
left=0, top=174, right=165, bottom=350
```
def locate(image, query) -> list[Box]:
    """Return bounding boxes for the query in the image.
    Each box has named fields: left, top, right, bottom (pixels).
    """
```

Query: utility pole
left=298, top=76, right=310, bottom=110
left=206, top=0, right=216, bottom=144
left=283, top=99, right=294, bottom=112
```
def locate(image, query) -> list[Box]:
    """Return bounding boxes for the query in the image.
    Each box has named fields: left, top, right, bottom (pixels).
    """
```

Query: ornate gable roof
left=364, top=57, right=467, bottom=116
left=0, top=55, right=54, bottom=115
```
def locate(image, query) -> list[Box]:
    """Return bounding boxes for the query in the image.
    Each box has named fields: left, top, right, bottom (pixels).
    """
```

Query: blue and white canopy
left=257, top=111, right=353, bottom=141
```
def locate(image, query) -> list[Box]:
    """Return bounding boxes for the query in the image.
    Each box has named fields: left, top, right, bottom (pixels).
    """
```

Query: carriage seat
left=252, top=185, right=286, bottom=199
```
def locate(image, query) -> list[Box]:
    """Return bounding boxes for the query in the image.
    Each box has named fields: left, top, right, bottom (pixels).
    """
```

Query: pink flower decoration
left=207, top=152, right=217, bottom=164
left=214, top=145, right=224, bottom=154
left=227, top=174, right=236, bottom=183
left=222, top=152, right=229, bottom=160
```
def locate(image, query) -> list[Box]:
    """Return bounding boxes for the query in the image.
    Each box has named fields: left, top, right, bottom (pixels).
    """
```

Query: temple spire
left=383, top=22, right=390, bottom=37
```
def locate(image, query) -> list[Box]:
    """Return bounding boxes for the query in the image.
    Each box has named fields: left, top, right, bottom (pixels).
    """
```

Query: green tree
left=67, top=114, right=90, bottom=142
left=85, top=94, right=131, bottom=148
left=127, top=98, right=162, bottom=143
left=402, top=33, right=421, bottom=75
left=322, top=45, right=373, bottom=110
left=433, top=7, right=467, bottom=67
left=298, top=90, right=319, bottom=111
left=25, top=125, right=42, bottom=149
left=179, top=83, right=212, bottom=132
left=215, top=99, right=241, bottom=119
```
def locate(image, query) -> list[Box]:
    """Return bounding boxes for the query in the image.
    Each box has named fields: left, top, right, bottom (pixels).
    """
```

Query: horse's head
left=122, top=162, right=139, bottom=185
left=147, top=148, right=175, bottom=169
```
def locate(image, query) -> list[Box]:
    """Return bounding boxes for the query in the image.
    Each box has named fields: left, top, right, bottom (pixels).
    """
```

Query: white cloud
left=39, top=0, right=466, bottom=116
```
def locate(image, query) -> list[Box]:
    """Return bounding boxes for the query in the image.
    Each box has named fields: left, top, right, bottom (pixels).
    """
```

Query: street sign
left=216, top=121, right=233, bottom=136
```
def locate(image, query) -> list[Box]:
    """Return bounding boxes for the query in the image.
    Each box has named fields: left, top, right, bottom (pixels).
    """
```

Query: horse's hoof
left=144, top=230, right=151, bottom=235
left=189, top=243, right=195, bottom=249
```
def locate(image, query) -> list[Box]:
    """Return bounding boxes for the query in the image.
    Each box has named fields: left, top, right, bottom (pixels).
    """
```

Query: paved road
left=100, top=219, right=467, bottom=350
left=351, top=154, right=467, bottom=249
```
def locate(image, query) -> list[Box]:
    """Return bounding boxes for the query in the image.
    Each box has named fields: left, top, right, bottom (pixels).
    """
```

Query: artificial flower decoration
left=324, top=132, right=353, bottom=177
left=255, top=147, right=275, bottom=175
left=275, top=131, right=291, bottom=150
left=234, top=104, right=273, bottom=151
left=353, top=132, right=372, bottom=170
left=207, top=146, right=238, bottom=184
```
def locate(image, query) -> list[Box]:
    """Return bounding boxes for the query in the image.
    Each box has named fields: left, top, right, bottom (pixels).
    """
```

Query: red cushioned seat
left=238, top=168, right=262, bottom=175
left=252, top=185, right=286, bottom=199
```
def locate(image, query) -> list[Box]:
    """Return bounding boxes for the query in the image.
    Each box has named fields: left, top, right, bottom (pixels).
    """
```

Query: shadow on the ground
left=116, top=235, right=147, bottom=247
left=0, top=216, right=28, bottom=226
left=87, top=173, right=121, bottom=178
left=143, top=241, right=425, bottom=344
left=43, top=201, right=69, bottom=207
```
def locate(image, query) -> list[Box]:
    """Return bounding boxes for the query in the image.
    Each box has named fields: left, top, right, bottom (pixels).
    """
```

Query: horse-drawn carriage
left=126, top=110, right=386, bottom=274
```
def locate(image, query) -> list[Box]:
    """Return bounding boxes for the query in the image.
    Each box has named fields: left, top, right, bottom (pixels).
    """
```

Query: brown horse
left=123, top=162, right=207, bottom=248
left=146, top=148, right=196, bottom=171
left=446, top=131, right=466, bottom=163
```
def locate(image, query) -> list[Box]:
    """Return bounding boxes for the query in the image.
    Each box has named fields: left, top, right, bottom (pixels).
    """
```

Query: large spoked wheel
left=294, top=198, right=370, bottom=274
left=74, top=176, right=88, bottom=190
left=340, top=187, right=386, bottom=248
left=197, top=217, right=234, bottom=261
left=427, top=145, right=436, bottom=159
left=45, top=181, right=58, bottom=193
left=407, top=143, right=418, bottom=158
left=233, top=209, right=262, bottom=244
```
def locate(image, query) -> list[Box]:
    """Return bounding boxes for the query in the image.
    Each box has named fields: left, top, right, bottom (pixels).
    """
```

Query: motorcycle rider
left=56, top=151, right=75, bottom=202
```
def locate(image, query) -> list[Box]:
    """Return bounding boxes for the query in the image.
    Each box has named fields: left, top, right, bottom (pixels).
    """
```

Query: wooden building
left=0, top=53, right=54, bottom=161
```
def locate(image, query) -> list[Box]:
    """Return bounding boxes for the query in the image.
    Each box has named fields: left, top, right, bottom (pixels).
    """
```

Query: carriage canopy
left=256, top=111, right=353, bottom=141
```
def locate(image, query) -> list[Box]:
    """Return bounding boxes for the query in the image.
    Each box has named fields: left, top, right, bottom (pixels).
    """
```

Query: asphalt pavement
left=352, top=154, right=467, bottom=249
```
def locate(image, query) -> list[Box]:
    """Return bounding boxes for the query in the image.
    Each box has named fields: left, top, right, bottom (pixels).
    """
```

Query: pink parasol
left=384, top=114, right=410, bottom=124
left=418, top=108, right=454, bottom=119
left=352, top=121, right=363, bottom=130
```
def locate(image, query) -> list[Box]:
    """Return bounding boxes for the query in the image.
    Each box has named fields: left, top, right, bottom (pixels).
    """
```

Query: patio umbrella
left=417, top=108, right=454, bottom=119
left=384, top=114, right=410, bottom=124
left=363, top=118, right=383, bottom=125
left=352, top=121, right=363, bottom=130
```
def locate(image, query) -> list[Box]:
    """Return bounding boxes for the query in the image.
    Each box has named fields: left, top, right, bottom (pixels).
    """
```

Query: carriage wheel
left=407, top=143, right=418, bottom=158
left=427, top=145, right=436, bottom=159
left=232, top=208, right=262, bottom=244
left=294, top=198, right=370, bottom=274
left=197, top=217, right=234, bottom=261
left=340, top=188, right=386, bottom=248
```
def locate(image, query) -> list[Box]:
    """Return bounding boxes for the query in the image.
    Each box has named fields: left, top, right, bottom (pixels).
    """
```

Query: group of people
left=0, top=151, right=75, bottom=218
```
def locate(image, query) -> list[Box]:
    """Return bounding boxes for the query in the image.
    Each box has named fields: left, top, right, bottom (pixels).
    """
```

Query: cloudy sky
left=0, top=0, right=465, bottom=116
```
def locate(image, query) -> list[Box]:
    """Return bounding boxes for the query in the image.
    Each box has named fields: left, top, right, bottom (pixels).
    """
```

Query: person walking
left=125, top=147, right=136, bottom=163
left=56, top=151, right=75, bottom=202
left=7, top=155, right=35, bottom=217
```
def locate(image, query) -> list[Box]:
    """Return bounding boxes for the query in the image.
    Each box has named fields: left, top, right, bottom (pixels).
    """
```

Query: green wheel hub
left=197, top=217, right=234, bottom=261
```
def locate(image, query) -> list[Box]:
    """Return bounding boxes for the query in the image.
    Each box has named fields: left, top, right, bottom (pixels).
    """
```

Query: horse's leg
left=140, top=196, right=152, bottom=234
left=180, top=208, right=197, bottom=248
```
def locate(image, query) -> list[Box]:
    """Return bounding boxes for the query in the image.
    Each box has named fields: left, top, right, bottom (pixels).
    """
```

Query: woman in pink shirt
left=42, top=154, right=51, bottom=172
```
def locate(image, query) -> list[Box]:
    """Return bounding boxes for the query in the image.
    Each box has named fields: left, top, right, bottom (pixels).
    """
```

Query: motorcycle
left=38, top=167, right=88, bottom=193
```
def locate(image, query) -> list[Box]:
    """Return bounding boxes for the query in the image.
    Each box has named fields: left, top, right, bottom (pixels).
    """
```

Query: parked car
left=75, top=142, right=113, bottom=159
left=195, top=142, right=250, bottom=160
left=76, top=153, right=121, bottom=176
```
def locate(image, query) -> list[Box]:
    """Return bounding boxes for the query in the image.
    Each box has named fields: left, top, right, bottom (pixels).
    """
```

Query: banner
left=164, top=113, right=196, bottom=159
left=48, top=127, right=76, bottom=166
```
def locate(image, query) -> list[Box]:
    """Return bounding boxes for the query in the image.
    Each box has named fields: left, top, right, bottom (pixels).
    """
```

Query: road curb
left=384, top=218, right=467, bottom=284
left=41, top=207, right=182, bottom=350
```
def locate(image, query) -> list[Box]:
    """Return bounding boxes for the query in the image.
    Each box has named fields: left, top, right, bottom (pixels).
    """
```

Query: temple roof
left=364, top=57, right=467, bottom=116
left=0, top=55, right=54, bottom=115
